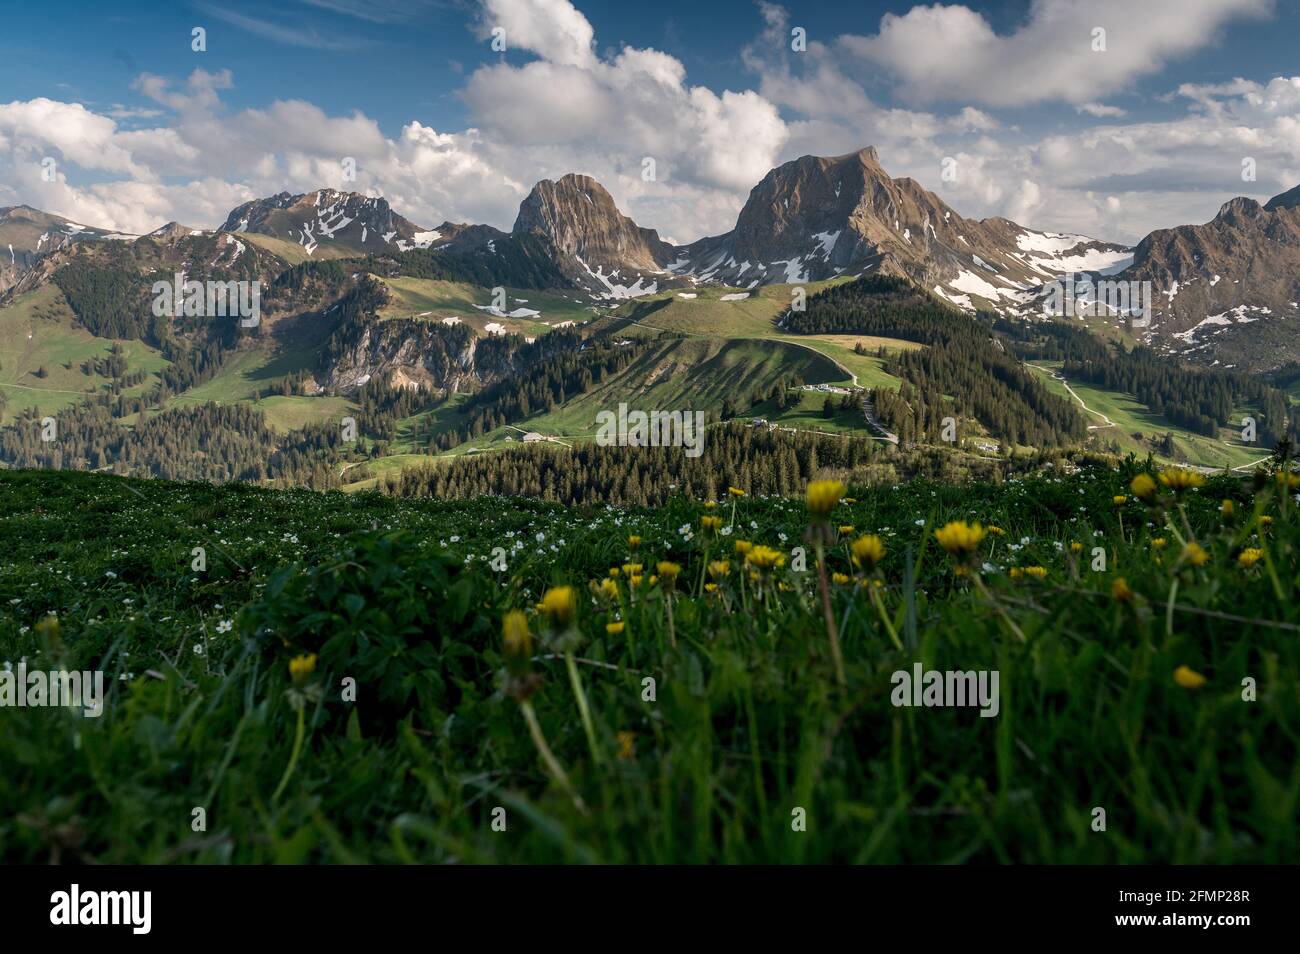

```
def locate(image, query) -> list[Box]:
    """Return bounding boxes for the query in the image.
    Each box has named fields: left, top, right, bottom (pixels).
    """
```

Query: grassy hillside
left=242, top=232, right=358, bottom=265
left=595, top=283, right=911, bottom=391
left=375, top=276, right=594, bottom=337
left=2, top=462, right=1297, bottom=863
left=0, top=285, right=168, bottom=422
left=518, top=336, right=846, bottom=438
left=0, top=267, right=1284, bottom=474
left=1029, top=362, right=1269, bottom=470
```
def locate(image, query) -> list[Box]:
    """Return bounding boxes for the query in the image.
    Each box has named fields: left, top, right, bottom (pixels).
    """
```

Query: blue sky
left=2, top=0, right=1298, bottom=243
left=4, top=0, right=1297, bottom=135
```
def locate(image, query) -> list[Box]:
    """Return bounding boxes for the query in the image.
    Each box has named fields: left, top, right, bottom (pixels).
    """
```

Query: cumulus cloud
left=477, top=0, right=597, bottom=68
left=842, top=0, right=1273, bottom=107
left=1, top=0, right=1298, bottom=248
left=464, top=0, right=788, bottom=198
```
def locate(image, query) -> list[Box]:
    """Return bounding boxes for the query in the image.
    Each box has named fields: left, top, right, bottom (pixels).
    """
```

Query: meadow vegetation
left=2, top=455, right=1297, bottom=863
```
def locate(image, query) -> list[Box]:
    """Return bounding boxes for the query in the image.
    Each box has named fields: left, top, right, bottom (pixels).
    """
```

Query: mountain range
left=3, top=146, right=1299, bottom=374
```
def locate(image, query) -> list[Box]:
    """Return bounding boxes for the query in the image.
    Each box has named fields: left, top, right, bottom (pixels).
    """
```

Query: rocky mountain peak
left=220, top=189, right=433, bottom=256
left=1264, top=184, right=1300, bottom=212
left=511, top=173, right=674, bottom=298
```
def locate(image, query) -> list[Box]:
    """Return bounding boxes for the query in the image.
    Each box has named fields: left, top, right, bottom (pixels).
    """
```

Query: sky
left=1, top=0, right=1298, bottom=245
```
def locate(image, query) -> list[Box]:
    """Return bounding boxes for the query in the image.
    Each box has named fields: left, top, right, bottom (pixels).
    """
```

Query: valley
left=2, top=147, right=1299, bottom=492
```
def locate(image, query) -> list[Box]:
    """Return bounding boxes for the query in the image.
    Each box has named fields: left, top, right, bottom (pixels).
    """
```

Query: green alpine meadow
left=6, top=1, right=1300, bottom=905
left=3, top=455, right=1297, bottom=863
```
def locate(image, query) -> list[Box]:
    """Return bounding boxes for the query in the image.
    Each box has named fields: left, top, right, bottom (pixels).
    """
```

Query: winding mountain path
left=1027, top=364, right=1114, bottom=429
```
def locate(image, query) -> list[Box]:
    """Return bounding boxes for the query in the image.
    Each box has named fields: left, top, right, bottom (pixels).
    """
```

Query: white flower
left=105, top=570, right=117, bottom=579
left=216, top=619, right=233, bottom=634
left=193, top=644, right=205, bottom=656
left=720, top=525, right=733, bottom=536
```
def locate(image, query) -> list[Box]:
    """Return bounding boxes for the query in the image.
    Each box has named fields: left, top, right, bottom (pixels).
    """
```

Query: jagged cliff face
left=221, top=189, right=436, bottom=256
left=512, top=174, right=675, bottom=299
left=674, top=148, right=1132, bottom=310
left=319, top=313, right=540, bottom=393
left=321, top=317, right=477, bottom=391
left=1117, top=190, right=1300, bottom=368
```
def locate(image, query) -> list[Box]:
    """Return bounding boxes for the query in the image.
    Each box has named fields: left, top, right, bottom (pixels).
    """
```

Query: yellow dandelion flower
left=1111, top=578, right=1134, bottom=603
left=934, top=520, right=986, bottom=555
left=1260, top=515, right=1273, bottom=528
left=1023, top=565, right=1047, bottom=579
left=627, top=535, right=642, bottom=551
left=599, top=578, right=619, bottom=599
left=1151, top=537, right=1167, bottom=550
left=656, top=561, right=681, bottom=587
left=502, top=610, right=531, bottom=657
left=1238, top=547, right=1263, bottom=568
left=728, top=486, right=746, bottom=497
left=704, top=582, right=718, bottom=593
left=1113, top=495, right=1127, bottom=506
left=700, top=515, right=723, bottom=534
left=805, top=480, right=846, bottom=519
left=617, top=730, right=636, bottom=760
left=1173, top=665, right=1207, bottom=689
left=746, top=545, right=786, bottom=571
left=1130, top=472, right=1157, bottom=500
left=1220, top=499, right=1235, bottom=518
left=1181, top=542, right=1210, bottom=567
left=1276, top=471, right=1300, bottom=491
left=609, top=567, right=621, bottom=578
left=1070, top=541, right=1083, bottom=553
left=986, top=525, right=1006, bottom=536
left=1159, top=467, right=1204, bottom=492
left=838, top=524, right=856, bottom=535
left=629, top=575, right=644, bottom=588
left=707, top=560, right=731, bottom=579
left=832, top=572, right=851, bottom=585
left=850, top=534, right=886, bottom=569
left=733, top=540, right=753, bottom=556
left=1009, top=567, right=1023, bottom=581
left=539, top=586, right=577, bottom=627
left=289, top=653, right=317, bottom=687
left=606, top=621, right=625, bottom=636
left=622, top=563, right=643, bottom=575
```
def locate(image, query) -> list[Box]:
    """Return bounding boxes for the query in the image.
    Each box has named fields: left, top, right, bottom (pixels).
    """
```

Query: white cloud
left=842, top=0, right=1273, bottom=107
left=478, top=0, right=597, bottom=69
left=1, top=0, right=1298, bottom=250
left=1076, top=102, right=1127, bottom=118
